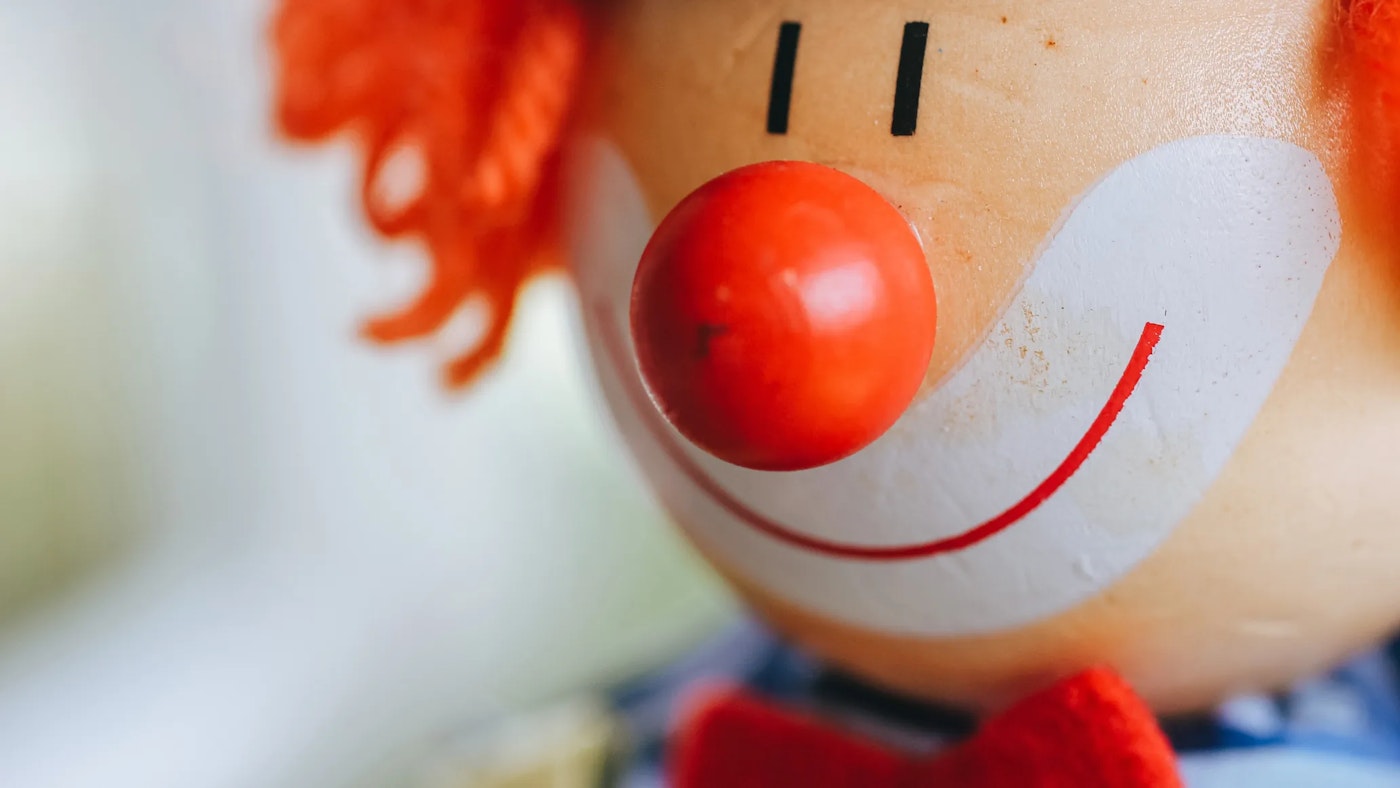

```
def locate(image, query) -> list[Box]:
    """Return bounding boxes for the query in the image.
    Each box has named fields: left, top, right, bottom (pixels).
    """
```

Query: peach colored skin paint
left=569, top=134, right=1341, bottom=637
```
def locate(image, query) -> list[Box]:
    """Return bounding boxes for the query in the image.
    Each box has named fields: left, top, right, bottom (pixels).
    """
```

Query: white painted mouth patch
left=568, top=135, right=1341, bottom=637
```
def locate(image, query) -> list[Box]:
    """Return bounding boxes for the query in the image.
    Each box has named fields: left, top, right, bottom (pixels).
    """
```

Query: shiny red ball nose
left=630, top=161, right=937, bottom=472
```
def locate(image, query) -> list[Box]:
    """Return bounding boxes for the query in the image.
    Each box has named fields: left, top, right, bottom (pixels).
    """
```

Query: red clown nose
left=630, top=161, right=938, bottom=472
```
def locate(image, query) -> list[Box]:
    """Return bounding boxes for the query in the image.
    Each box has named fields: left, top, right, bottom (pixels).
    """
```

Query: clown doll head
left=272, top=0, right=1400, bottom=759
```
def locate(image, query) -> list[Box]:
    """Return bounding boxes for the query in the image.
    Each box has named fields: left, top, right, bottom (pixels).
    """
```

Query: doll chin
left=689, top=537, right=1400, bottom=717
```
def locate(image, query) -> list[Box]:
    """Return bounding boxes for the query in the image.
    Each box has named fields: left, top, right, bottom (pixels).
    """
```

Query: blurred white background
left=0, top=1, right=732, bottom=786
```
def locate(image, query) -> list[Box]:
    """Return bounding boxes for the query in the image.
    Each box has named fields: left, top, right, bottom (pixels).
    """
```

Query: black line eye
left=892, top=22, right=930, bottom=136
left=767, top=21, right=802, bottom=135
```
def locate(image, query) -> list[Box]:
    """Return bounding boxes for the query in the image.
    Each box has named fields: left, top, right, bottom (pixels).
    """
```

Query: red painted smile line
left=596, top=300, right=1165, bottom=562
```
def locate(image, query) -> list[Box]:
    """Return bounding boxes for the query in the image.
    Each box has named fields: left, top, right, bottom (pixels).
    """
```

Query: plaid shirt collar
left=607, top=619, right=1400, bottom=786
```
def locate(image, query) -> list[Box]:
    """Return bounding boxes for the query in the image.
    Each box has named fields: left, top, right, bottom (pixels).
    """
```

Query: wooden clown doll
left=270, top=0, right=1400, bottom=785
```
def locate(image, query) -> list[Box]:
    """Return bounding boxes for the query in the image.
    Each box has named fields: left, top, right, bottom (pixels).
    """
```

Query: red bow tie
left=671, top=668, right=1183, bottom=788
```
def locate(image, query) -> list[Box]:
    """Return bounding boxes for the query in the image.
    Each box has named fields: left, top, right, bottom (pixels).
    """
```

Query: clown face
left=567, top=0, right=1400, bottom=712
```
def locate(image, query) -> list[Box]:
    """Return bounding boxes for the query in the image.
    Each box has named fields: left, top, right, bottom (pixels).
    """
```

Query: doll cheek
left=628, top=161, right=937, bottom=473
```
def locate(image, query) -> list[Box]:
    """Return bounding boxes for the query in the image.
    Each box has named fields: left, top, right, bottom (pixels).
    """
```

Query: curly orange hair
left=1344, top=0, right=1400, bottom=230
left=272, top=0, right=586, bottom=387
left=1349, top=0, right=1400, bottom=106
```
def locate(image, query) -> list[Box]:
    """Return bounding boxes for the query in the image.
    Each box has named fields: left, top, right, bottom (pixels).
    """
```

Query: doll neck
left=608, top=617, right=1400, bottom=765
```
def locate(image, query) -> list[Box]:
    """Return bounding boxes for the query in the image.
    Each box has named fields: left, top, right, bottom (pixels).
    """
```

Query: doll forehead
left=599, top=0, right=1328, bottom=157
left=613, top=0, right=1322, bottom=55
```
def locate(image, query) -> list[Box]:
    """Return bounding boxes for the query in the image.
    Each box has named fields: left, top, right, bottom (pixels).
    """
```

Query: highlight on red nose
left=629, top=161, right=937, bottom=472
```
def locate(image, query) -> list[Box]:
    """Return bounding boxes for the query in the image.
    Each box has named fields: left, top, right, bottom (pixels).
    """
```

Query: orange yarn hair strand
left=271, top=0, right=587, bottom=387
left=1345, top=0, right=1400, bottom=235
left=1348, top=1, right=1400, bottom=110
